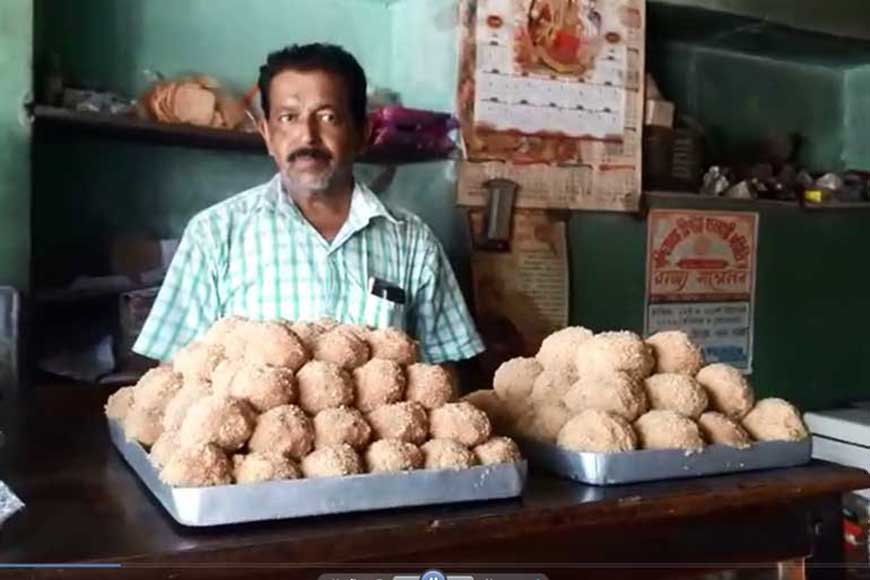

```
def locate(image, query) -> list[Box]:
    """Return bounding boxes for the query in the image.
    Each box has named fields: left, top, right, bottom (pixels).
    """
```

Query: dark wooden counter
left=1, top=384, right=868, bottom=579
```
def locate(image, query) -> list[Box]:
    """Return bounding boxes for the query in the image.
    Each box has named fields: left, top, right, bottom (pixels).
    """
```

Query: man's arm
left=410, top=236, right=485, bottom=366
left=132, top=222, right=221, bottom=363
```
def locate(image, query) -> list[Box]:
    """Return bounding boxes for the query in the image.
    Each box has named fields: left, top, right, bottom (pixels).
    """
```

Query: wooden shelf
left=802, top=201, right=870, bottom=211
left=645, top=190, right=870, bottom=212
left=35, top=281, right=155, bottom=305
left=32, top=105, right=451, bottom=164
left=33, top=105, right=265, bottom=152
left=644, top=190, right=800, bottom=210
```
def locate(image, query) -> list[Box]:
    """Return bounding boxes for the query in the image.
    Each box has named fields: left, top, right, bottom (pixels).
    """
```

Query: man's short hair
left=258, top=43, right=367, bottom=128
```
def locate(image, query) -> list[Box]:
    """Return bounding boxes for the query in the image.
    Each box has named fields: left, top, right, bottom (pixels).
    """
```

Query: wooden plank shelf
left=34, top=283, right=152, bottom=305
left=645, top=190, right=870, bottom=211
left=33, top=105, right=265, bottom=151
left=802, top=201, right=870, bottom=211
left=644, top=190, right=800, bottom=209
left=31, top=105, right=451, bottom=164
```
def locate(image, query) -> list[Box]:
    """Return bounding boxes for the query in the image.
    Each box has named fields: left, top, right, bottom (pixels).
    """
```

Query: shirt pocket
left=346, top=281, right=407, bottom=330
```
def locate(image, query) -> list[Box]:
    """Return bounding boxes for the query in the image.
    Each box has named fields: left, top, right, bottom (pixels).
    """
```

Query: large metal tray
left=518, top=437, right=812, bottom=485
left=108, top=419, right=527, bottom=526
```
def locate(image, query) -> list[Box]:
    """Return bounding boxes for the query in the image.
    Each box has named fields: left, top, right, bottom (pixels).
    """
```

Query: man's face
left=259, top=69, right=365, bottom=197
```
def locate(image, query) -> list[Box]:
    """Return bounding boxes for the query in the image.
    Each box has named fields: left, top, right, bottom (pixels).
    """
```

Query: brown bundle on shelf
left=138, top=75, right=252, bottom=131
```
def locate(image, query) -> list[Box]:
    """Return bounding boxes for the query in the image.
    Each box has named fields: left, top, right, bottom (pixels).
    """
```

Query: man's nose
left=299, top=115, right=322, bottom=145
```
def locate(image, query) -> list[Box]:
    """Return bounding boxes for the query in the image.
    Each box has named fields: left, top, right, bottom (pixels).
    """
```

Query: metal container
left=519, top=438, right=812, bottom=485
left=0, top=286, right=20, bottom=395
left=109, top=419, right=527, bottom=526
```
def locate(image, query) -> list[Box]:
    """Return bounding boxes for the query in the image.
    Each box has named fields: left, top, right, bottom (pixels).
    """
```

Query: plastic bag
left=0, top=480, right=24, bottom=527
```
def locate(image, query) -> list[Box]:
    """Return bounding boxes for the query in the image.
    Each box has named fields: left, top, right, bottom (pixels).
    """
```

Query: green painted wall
left=388, top=0, right=458, bottom=111
left=37, top=0, right=393, bottom=99
left=844, top=65, right=870, bottom=170
left=0, top=0, right=32, bottom=291
left=647, top=41, right=847, bottom=171
left=651, top=0, right=870, bottom=41
left=31, top=139, right=275, bottom=287
left=381, top=0, right=473, bottom=289
left=646, top=2, right=870, bottom=172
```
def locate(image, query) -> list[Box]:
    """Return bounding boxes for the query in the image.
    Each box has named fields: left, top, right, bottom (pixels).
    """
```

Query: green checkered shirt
left=133, top=175, right=484, bottom=364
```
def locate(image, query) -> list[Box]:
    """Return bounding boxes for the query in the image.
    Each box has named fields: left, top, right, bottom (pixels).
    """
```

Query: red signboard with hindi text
left=644, top=209, right=758, bottom=372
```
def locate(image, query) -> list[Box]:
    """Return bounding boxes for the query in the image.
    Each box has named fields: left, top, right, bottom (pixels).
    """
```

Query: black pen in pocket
left=367, top=276, right=406, bottom=304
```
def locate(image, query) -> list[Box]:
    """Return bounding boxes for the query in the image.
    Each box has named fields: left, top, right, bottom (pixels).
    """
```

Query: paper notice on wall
left=457, top=0, right=645, bottom=211
left=457, top=159, right=638, bottom=211
left=647, top=302, right=753, bottom=370
left=644, top=210, right=759, bottom=372
left=469, top=210, right=569, bottom=355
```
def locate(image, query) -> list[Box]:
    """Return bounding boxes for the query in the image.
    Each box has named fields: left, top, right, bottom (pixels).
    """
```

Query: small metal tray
left=518, top=438, right=812, bottom=485
left=108, top=419, right=527, bottom=526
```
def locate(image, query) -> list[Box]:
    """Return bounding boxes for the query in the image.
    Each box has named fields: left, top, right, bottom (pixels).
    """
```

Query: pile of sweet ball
left=465, top=328, right=809, bottom=454
left=105, top=317, right=522, bottom=487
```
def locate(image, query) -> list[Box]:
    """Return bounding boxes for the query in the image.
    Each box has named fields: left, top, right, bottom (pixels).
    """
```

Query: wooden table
left=1, top=384, right=868, bottom=580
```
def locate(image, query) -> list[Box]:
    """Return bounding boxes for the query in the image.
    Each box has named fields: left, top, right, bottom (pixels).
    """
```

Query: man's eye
left=278, top=113, right=296, bottom=122
left=320, top=111, right=337, bottom=123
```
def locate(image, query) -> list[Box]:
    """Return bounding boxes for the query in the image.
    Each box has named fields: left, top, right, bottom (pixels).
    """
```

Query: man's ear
left=357, top=117, right=373, bottom=156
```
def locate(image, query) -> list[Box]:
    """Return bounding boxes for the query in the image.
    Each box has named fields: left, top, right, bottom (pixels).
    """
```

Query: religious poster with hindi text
left=456, top=0, right=645, bottom=211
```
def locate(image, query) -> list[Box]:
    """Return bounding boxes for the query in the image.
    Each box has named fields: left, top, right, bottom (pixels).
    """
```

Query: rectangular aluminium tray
left=518, top=437, right=812, bottom=485
left=109, top=419, right=527, bottom=526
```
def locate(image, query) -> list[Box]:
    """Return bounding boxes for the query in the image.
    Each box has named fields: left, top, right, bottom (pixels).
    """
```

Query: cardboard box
left=116, top=287, right=159, bottom=368
left=110, top=237, right=179, bottom=280
left=0, top=287, right=20, bottom=394
left=644, top=98, right=675, bottom=128
left=805, top=409, right=870, bottom=499
left=805, top=409, right=870, bottom=447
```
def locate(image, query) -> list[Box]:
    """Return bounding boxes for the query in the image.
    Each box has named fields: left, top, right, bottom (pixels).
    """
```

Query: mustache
left=287, top=148, right=332, bottom=163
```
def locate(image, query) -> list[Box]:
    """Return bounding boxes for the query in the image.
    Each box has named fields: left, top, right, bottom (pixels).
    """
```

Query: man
left=134, top=43, right=484, bottom=365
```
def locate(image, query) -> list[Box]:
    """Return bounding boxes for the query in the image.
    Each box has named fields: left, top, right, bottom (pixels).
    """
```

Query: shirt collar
left=252, top=173, right=283, bottom=213
left=257, top=173, right=400, bottom=227
left=348, top=181, right=400, bottom=227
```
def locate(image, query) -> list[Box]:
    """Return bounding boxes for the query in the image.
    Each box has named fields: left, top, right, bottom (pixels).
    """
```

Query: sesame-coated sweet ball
left=353, top=358, right=406, bottom=412
left=645, top=330, right=704, bottom=376
left=296, top=360, right=355, bottom=414
left=248, top=404, right=314, bottom=460
left=473, top=437, right=522, bottom=465
left=557, top=410, right=637, bottom=453
left=574, top=331, right=655, bottom=381
left=301, top=444, right=363, bottom=478
left=429, top=402, right=492, bottom=447
left=367, top=402, right=429, bottom=445
left=366, top=327, right=419, bottom=365
left=364, top=439, right=424, bottom=473
left=634, top=410, right=704, bottom=451
left=421, top=439, right=477, bottom=470
left=178, top=395, right=256, bottom=452
left=160, top=443, right=232, bottom=487
left=536, top=326, right=593, bottom=373
left=233, top=452, right=301, bottom=484
left=313, top=406, right=372, bottom=450
left=405, top=363, right=456, bottom=410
